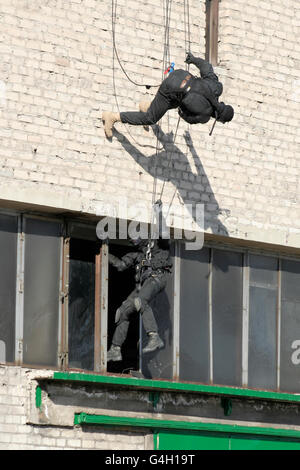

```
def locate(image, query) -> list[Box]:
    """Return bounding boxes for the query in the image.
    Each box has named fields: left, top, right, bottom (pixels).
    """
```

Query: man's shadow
left=113, top=125, right=229, bottom=237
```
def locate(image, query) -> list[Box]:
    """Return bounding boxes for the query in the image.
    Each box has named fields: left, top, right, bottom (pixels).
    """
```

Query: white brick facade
left=0, top=0, right=298, bottom=245
left=0, top=366, right=148, bottom=450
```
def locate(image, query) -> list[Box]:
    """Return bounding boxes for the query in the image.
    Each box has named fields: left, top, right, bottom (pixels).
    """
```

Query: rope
left=111, top=0, right=165, bottom=149
left=111, top=0, right=160, bottom=89
left=154, top=0, right=192, bottom=204
left=156, top=0, right=192, bottom=222
left=150, top=0, right=173, bottom=237
left=110, top=0, right=192, bottom=250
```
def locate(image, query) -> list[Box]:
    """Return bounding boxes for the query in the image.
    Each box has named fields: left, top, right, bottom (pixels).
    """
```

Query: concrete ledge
left=52, top=372, right=300, bottom=404
left=26, top=371, right=300, bottom=434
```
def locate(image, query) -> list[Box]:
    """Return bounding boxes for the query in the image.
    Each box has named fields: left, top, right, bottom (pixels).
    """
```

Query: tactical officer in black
left=102, top=52, right=234, bottom=138
left=107, top=238, right=172, bottom=362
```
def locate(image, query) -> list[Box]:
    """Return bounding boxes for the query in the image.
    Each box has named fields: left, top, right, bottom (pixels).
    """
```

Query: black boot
left=142, top=332, right=164, bottom=354
left=107, top=344, right=122, bottom=362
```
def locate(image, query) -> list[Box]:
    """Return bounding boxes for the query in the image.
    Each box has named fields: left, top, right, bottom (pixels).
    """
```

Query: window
left=23, top=217, right=61, bottom=366
left=1, top=209, right=300, bottom=394
left=179, top=246, right=243, bottom=387
left=280, top=260, right=300, bottom=392
left=178, top=245, right=300, bottom=393
left=68, top=238, right=97, bottom=371
left=179, top=247, right=210, bottom=383
left=248, top=255, right=278, bottom=390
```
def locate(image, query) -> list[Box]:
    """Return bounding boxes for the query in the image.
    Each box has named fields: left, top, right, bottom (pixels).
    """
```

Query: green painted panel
left=157, top=429, right=300, bottom=450
left=157, top=430, right=230, bottom=450
left=231, top=434, right=300, bottom=450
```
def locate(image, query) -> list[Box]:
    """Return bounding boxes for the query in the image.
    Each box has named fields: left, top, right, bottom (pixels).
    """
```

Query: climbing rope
left=148, top=0, right=192, bottom=254
left=111, top=0, right=160, bottom=89
left=110, top=0, right=192, bottom=256
left=149, top=0, right=174, bottom=244
left=111, top=0, right=165, bottom=150
left=153, top=0, right=192, bottom=213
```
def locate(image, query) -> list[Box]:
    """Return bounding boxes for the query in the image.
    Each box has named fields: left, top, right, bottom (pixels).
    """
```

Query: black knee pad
left=115, top=298, right=135, bottom=323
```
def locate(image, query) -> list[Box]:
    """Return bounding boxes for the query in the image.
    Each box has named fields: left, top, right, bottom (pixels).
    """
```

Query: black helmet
left=217, top=103, right=234, bottom=123
left=130, top=237, right=149, bottom=248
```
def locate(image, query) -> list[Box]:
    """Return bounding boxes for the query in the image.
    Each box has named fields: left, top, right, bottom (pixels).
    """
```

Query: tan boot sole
left=102, top=111, right=113, bottom=138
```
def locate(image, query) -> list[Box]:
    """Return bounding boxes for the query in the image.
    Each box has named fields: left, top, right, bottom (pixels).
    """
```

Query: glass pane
left=212, top=249, right=243, bottom=386
left=23, top=218, right=61, bottom=366
left=179, top=246, right=210, bottom=383
left=248, top=255, right=278, bottom=390
left=250, top=255, right=277, bottom=286
left=0, top=214, right=18, bottom=363
left=68, top=239, right=96, bottom=370
left=280, top=259, right=300, bottom=393
left=141, top=242, right=174, bottom=380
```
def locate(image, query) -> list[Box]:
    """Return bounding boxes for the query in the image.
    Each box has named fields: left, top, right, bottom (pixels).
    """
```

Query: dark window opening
left=107, top=242, right=139, bottom=374
left=68, top=238, right=97, bottom=371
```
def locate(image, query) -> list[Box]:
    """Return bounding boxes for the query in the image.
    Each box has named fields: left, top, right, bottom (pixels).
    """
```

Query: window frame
left=180, top=240, right=300, bottom=391
left=1, top=208, right=300, bottom=393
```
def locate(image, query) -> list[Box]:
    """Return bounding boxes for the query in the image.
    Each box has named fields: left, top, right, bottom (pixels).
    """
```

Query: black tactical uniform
left=107, top=239, right=172, bottom=362
left=120, top=53, right=234, bottom=127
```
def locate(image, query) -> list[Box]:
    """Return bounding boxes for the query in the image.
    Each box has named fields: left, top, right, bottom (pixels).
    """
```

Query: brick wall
left=0, top=366, right=148, bottom=450
left=0, top=0, right=298, bottom=247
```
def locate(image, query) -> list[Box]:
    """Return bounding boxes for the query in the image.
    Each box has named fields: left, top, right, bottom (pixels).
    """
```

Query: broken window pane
left=248, top=255, right=278, bottom=390
left=212, top=249, right=243, bottom=386
left=23, top=218, right=61, bottom=366
left=179, top=246, right=210, bottom=384
left=280, top=259, right=300, bottom=393
left=68, top=238, right=96, bottom=371
left=0, top=214, right=18, bottom=363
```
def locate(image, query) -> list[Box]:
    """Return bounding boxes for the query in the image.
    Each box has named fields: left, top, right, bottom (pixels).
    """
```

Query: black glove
left=185, top=51, right=196, bottom=64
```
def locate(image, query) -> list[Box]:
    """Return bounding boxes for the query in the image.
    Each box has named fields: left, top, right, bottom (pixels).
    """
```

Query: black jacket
left=109, top=241, right=172, bottom=284
left=179, top=57, right=223, bottom=124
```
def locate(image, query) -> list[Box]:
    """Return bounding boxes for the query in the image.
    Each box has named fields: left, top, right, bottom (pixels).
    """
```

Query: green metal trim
left=53, top=372, right=300, bottom=404
left=74, top=413, right=300, bottom=440
left=149, top=391, right=160, bottom=409
left=35, top=385, right=42, bottom=409
left=221, top=398, right=232, bottom=416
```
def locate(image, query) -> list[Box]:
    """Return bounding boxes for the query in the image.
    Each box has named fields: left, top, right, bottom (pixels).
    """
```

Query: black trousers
left=112, top=274, right=167, bottom=347
left=120, top=69, right=189, bottom=126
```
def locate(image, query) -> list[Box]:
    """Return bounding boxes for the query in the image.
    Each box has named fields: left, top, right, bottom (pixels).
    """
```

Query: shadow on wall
left=113, top=125, right=229, bottom=237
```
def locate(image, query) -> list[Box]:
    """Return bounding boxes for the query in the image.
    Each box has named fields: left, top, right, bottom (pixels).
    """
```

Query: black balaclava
left=217, top=102, right=234, bottom=123
left=130, top=237, right=149, bottom=251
